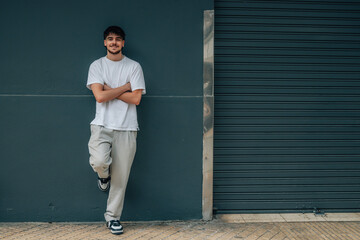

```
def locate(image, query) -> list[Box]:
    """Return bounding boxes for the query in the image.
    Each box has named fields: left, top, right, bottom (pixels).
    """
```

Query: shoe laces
left=110, top=220, right=121, bottom=226
left=98, top=177, right=111, bottom=183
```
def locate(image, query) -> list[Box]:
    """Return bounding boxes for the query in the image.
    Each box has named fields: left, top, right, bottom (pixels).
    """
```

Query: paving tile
left=229, top=223, right=261, bottom=239
left=160, top=225, right=189, bottom=240
left=241, top=214, right=286, bottom=223
left=267, top=230, right=288, bottom=240
left=216, top=214, right=245, bottom=223
left=146, top=226, right=177, bottom=239
left=280, top=213, right=327, bottom=222
left=323, top=213, right=360, bottom=222
left=243, top=223, right=275, bottom=240
left=205, top=227, right=234, bottom=240
left=256, top=225, right=282, bottom=240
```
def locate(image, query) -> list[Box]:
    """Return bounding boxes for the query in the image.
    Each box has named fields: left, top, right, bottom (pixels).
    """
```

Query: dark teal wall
left=0, top=0, right=213, bottom=221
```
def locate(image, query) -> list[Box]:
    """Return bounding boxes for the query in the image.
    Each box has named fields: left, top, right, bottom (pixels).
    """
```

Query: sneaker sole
left=97, top=181, right=110, bottom=192
left=111, top=229, right=123, bottom=235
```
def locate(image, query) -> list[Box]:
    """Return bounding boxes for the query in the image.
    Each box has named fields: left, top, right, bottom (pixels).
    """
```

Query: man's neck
left=106, top=53, right=124, bottom=61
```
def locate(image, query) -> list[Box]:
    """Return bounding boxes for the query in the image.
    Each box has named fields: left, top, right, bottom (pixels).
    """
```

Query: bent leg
left=104, top=131, right=137, bottom=221
left=88, top=125, right=112, bottom=178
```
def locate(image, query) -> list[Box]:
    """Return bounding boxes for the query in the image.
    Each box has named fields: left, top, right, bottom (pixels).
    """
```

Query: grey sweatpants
left=88, top=125, right=137, bottom=221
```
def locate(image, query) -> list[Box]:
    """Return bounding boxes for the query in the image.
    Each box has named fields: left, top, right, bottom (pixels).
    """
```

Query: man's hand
left=103, top=83, right=143, bottom=105
left=90, top=82, right=131, bottom=103
left=104, top=82, right=131, bottom=92
left=118, top=89, right=143, bottom=105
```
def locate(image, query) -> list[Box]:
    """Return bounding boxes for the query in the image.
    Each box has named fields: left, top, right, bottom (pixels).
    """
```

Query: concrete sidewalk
left=1, top=213, right=360, bottom=240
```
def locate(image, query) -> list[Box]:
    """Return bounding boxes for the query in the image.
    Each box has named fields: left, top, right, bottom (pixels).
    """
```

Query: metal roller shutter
left=213, top=0, right=360, bottom=213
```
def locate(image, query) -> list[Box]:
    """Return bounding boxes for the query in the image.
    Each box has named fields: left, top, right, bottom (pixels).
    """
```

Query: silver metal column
left=203, top=9, right=214, bottom=221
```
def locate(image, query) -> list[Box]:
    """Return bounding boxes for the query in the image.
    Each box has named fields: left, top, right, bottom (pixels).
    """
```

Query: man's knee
left=88, top=140, right=112, bottom=170
left=89, top=156, right=111, bottom=179
left=89, top=156, right=111, bottom=169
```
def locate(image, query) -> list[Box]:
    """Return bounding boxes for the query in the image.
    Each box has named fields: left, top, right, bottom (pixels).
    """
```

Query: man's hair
left=103, top=26, right=126, bottom=40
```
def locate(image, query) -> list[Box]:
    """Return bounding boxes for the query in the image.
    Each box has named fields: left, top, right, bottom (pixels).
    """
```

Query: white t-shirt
left=86, top=56, right=146, bottom=131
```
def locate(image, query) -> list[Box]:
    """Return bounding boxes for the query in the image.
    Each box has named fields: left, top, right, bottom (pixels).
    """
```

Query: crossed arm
left=90, top=83, right=143, bottom=105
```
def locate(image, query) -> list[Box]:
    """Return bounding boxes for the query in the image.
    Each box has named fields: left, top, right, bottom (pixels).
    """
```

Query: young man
left=86, top=26, right=146, bottom=235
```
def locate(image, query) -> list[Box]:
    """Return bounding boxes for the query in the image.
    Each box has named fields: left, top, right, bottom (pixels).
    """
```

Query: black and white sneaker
left=97, top=176, right=111, bottom=192
left=106, top=220, right=123, bottom=235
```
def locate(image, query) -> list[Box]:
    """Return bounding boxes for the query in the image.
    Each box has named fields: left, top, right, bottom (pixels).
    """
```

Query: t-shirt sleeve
left=130, top=63, right=146, bottom=95
left=86, top=62, right=104, bottom=90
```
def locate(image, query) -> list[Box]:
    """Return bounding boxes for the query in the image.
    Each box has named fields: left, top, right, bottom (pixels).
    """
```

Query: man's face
left=104, top=33, right=125, bottom=55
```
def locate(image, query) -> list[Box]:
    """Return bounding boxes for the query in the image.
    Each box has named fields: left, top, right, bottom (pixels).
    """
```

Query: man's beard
left=107, top=48, right=121, bottom=55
